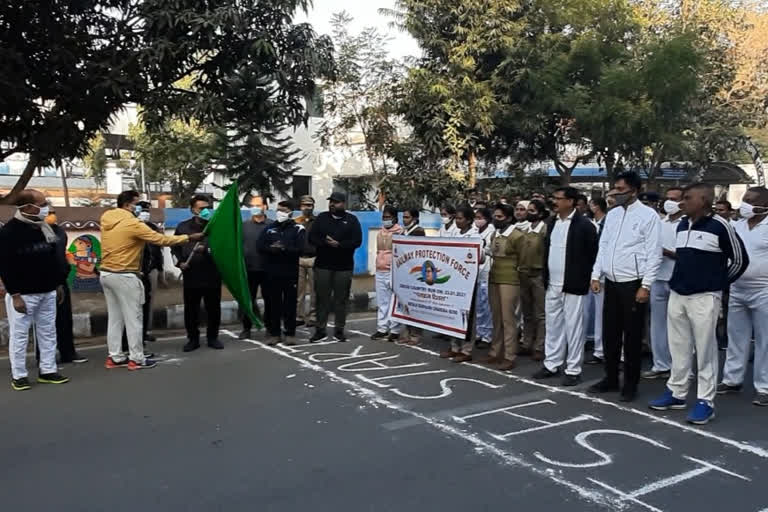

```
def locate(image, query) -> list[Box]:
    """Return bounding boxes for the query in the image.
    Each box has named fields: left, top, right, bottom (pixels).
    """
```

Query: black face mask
left=526, top=213, right=539, bottom=223
left=493, top=219, right=510, bottom=230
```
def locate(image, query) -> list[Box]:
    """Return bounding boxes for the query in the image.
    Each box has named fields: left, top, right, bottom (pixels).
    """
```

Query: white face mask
left=441, top=216, right=451, bottom=225
left=474, top=218, right=487, bottom=229
left=276, top=211, right=291, bottom=223
left=138, top=211, right=151, bottom=222
left=663, top=200, right=681, bottom=216
left=382, top=219, right=393, bottom=228
left=739, top=202, right=766, bottom=219
left=20, top=204, right=49, bottom=220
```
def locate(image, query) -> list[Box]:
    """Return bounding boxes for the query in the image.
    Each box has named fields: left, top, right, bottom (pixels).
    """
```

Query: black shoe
left=562, top=374, right=582, bottom=387
left=183, top=340, right=201, bottom=352
left=208, top=339, right=224, bottom=350
left=38, top=372, right=70, bottom=385
left=144, top=334, right=157, bottom=342
left=143, top=351, right=156, bottom=359
left=584, top=354, right=604, bottom=365
left=11, top=377, right=31, bottom=391
left=387, top=333, right=399, bottom=342
left=61, top=353, right=88, bottom=364
left=588, top=379, right=620, bottom=394
left=295, top=320, right=306, bottom=327
left=619, top=390, right=637, bottom=402
left=334, top=331, right=348, bottom=343
left=371, top=331, right=388, bottom=341
left=239, top=329, right=252, bottom=340
left=309, top=331, right=327, bottom=343
left=532, top=367, right=558, bottom=380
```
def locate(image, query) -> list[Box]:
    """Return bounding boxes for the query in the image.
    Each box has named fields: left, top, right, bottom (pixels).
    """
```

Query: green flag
left=204, top=181, right=261, bottom=328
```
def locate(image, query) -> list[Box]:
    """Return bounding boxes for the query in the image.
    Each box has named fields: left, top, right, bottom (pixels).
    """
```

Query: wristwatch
left=641, top=284, right=651, bottom=291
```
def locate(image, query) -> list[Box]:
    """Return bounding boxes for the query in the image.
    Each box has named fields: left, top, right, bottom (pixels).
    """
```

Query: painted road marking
left=219, top=329, right=616, bottom=509
left=340, top=325, right=768, bottom=459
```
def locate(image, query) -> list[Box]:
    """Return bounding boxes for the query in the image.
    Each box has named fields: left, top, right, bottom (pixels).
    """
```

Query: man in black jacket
left=0, top=190, right=70, bottom=390
left=309, top=192, right=363, bottom=342
left=258, top=200, right=306, bottom=346
left=172, top=194, right=223, bottom=352
left=240, top=206, right=267, bottom=339
left=533, top=187, right=598, bottom=386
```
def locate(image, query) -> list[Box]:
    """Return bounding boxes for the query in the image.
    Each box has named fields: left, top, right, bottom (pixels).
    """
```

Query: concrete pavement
left=0, top=316, right=766, bottom=511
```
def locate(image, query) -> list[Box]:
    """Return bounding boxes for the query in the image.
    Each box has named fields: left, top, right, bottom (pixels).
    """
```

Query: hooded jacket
left=100, top=208, right=188, bottom=273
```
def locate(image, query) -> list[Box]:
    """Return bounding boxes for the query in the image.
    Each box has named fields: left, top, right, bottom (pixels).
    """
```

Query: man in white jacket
left=588, top=171, right=663, bottom=402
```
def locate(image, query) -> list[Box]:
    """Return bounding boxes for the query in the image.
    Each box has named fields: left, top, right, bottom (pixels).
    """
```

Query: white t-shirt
left=548, top=210, right=575, bottom=288
left=657, top=215, right=682, bottom=282
left=732, top=216, right=768, bottom=290
left=439, top=221, right=458, bottom=237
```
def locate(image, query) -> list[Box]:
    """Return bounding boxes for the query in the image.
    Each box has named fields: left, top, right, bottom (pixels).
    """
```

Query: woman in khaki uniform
left=478, top=203, right=525, bottom=371
left=518, top=199, right=548, bottom=361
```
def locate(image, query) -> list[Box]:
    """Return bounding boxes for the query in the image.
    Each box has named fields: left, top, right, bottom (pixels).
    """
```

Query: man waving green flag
left=204, top=181, right=262, bottom=328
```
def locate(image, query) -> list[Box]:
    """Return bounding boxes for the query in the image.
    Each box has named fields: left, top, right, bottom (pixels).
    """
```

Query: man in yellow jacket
left=100, top=190, right=203, bottom=370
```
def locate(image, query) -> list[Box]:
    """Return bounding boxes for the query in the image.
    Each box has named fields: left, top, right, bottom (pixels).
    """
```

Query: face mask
left=20, top=203, right=50, bottom=221
left=382, top=219, right=394, bottom=228
left=276, top=211, right=291, bottom=223
left=526, top=213, right=538, bottom=223
left=738, top=202, right=766, bottom=219
left=613, top=192, right=632, bottom=207
left=199, top=208, right=212, bottom=221
left=45, top=214, right=57, bottom=226
left=138, top=211, right=151, bottom=222
left=441, top=216, right=451, bottom=225
left=474, top=218, right=487, bottom=229
left=493, top=219, right=509, bottom=230
left=134, top=205, right=143, bottom=216
left=664, top=200, right=681, bottom=216
left=302, top=208, right=313, bottom=217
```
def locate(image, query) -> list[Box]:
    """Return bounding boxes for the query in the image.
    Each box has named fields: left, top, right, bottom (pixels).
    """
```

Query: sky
left=297, top=0, right=420, bottom=59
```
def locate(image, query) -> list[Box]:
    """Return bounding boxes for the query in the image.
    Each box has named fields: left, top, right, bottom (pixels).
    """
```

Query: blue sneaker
left=648, top=389, right=687, bottom=411
left=687, top=400, right=716, bottom=425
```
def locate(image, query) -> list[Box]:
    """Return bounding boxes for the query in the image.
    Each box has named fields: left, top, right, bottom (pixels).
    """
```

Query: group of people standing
left=371, top=172, right=767, bottom=425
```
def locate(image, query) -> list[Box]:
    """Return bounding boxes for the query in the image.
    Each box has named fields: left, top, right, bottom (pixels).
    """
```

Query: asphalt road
left=1, top=315, right=766, bottom=512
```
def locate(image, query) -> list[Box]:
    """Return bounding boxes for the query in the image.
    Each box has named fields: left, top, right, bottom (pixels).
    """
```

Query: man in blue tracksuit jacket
left=258, top=200, right=306, bottom=346
left=649, top=183, right=748, bottom=424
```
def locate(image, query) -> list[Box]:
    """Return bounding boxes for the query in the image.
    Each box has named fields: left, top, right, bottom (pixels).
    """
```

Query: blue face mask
left=199, top=208, right=212, bottom=221
left=134, top=205, right=143, bottom=217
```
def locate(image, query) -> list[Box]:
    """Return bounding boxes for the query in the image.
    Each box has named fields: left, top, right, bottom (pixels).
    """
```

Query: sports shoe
left=387, top=333, right=399, bottom=342
left=370, top=331, right=388, bottom=341
left=144, top=334, right=157, bottom=342
left=532, top=367, right=558, bottom=380
left=71, top=353, right=88, bottom=364
left=562, top=374, right=582, bottom=387
left=38, top=372, right=70, bottom=384
left=238, top=329, right=252, bottom=340
left=334, top=331, right=348, bottom=343
left=11, top=377, right=31, bottom=391
left=183, top=340, right=201, bottom=352
left=309, top=331, right=327, bottom=343
left=207, top=339, right=224, bottom=350
left=283, top=336, right=297, bottom=346
left=127, top=359, right=157, bottom=371
left=649, top=389, right=687, bottom=410
left=753, top=393, right=768, bottom=407
left=642, top=369, right=671, bottom=380
left=716, top=382, right=742, bottom=395
left=687, top=400, right=715, bottom=425
left=452, top=353, right=472, bottom=363
left=267, top=336, right=282, bottom=346
left=105, top=357, right=129, bottom=369
left=440, top=350, right=459, bottom=359
left=295, top=320, right=306, bottom=327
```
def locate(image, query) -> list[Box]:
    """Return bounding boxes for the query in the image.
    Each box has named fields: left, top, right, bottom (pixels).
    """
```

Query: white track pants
left=375, top=270, right=399, bottom=334
left=666, top=291, right=720, bottom=403
left=101, top=272, right=146, bottom=364
left=6, top=291, right=58, bottom=379
left=650, top=280, right=673, bottom=372
left=544, top=286, right=586, bottom=376
left=722, top=287, right=768, bottom=394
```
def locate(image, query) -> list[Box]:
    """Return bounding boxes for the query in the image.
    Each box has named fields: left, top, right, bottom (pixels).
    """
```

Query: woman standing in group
left=518, top=199, right=548, bottom=361
left=439, top=205, right=458, bottom=237
left=440, top=206, right=482, bottom=362
left=479, top=203, right=525, bottom=371
left=371, top=206, right=404, bottom=342
left=398, top=208, right=426, bottom=345
left=474, top=207, right=495, bottom=349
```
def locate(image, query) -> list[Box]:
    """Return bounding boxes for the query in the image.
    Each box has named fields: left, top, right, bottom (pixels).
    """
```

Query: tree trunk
left=0, top=154, right=39, bottom=204
left=468, top=151, right=477, bottom=189
left=60, top=160, right=71, bottom=207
